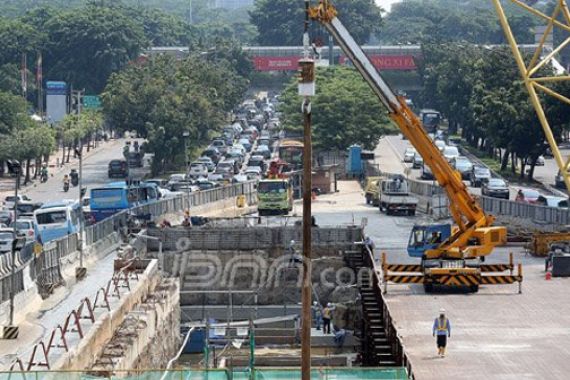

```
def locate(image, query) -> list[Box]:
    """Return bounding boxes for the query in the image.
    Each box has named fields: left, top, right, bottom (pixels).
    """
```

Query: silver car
left=0, top=228, right=14, bottom=253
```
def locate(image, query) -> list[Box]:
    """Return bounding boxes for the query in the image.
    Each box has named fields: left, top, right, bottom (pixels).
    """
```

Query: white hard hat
left=290, top=240, right=295, bottom=245
left=313, top=301, right=317, bottom=305
left=327, top=302, right=332, bottom=307
left=439, top=308, right=446, bottom=314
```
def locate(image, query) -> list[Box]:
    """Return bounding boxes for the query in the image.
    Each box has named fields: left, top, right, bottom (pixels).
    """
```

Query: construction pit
left=136, top=219, right=409, bottom=373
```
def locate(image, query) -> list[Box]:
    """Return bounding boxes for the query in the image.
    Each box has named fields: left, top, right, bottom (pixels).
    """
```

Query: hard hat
left=327, top=302, right=332, bottom=307
left=290, top=240, right=295, bottom=245
left=313, top=301, right=317, bottom=306
left=439, top=308, right=446, bottom=314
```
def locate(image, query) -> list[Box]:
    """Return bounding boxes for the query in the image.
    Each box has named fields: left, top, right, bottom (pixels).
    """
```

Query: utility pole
left=183, top=131, right=191, bottom=211
left=73, top=89, right=86, bottom=280
left=299, top=3, right=316, bottom=378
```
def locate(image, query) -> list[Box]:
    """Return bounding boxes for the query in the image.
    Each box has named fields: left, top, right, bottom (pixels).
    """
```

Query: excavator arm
left=308, top=0, right=506, bottom=260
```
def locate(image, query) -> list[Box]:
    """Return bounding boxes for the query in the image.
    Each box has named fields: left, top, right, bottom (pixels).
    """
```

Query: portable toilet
left=347, top=145, right=363, bottom=177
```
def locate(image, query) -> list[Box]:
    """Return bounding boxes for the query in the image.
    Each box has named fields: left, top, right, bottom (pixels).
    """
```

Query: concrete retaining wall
left=52, top=260, right=162, bottom=371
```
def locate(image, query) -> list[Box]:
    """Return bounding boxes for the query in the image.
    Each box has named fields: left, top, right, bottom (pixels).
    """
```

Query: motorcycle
left=71, top=175, right=79, bottom=187
left=63, top=182, right=70, bottom=192
left=40, top=172, right=48, bottom=183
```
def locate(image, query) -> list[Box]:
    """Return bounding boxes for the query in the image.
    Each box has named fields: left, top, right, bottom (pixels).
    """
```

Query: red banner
left=339, top=55, right=416, bottom=70
left=253, top=56, right=300, bottom=71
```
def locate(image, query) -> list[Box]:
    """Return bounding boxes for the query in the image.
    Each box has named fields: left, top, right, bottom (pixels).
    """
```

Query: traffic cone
left=545, top=271, right=552, bottom=280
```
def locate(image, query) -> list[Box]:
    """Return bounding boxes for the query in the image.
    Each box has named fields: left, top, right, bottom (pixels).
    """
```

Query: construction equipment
left=528, top=231, right=570, bottom=257
left=257, top=178, right=293, bottom=216
left=378, top=175, right=418, bottom=216
left=363, top=176, right=381, bottom=206
left=307, top=0, right=522, bottom=292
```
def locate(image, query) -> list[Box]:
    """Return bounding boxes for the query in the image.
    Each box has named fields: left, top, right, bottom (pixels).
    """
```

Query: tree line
left=417, top=44, right=570, bottom=180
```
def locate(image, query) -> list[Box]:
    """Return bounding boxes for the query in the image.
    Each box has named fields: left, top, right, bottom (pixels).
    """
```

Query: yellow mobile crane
left=307, top=0, right=523, bottom=292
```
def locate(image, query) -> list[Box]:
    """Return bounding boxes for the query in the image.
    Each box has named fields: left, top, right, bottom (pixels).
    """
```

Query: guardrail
left=0, top=181, right=258, bottom=311
left=480, top=195, right=570, bottom=225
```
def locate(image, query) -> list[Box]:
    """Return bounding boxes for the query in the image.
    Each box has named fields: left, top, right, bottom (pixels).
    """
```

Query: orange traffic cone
left=545, top=271, right=552, bottom=280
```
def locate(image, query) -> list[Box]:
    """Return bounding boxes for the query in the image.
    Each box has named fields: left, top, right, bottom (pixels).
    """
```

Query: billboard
left=252, top=55, right=417, bottom=71
left=46, top=81, right=67, bottom=124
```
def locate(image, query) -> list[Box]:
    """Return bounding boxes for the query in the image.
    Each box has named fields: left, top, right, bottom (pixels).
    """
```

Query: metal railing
left=0, top=181, right=258, bottom=309
left=480, top=196, right=570, bottom=225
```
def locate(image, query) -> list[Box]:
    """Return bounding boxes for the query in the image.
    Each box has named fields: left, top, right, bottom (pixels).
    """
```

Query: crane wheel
left=424, top=283, right=434, bottom=293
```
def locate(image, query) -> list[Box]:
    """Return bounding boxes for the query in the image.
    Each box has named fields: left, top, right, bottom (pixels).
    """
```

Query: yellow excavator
left=307, top=0, right=522, bottom=292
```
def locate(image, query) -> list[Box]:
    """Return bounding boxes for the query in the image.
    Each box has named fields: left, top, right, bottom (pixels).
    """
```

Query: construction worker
left=432, top=308, right=451, bottom=358
left=322, top=303, right=335, bottom=334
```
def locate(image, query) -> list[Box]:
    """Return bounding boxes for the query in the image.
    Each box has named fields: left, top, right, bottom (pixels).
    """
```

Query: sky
left=375, top=0, right=401, bottom=12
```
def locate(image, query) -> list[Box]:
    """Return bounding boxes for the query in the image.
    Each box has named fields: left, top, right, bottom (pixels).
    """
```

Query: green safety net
left=0, top=368, right=408, bottom=380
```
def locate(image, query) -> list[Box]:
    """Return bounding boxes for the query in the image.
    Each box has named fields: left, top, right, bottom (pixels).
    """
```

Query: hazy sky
left=375, top=0, right=401, bottom=12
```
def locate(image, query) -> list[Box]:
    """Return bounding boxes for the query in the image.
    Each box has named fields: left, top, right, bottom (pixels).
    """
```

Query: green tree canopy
left=250, top=0, right=382, bottom=46
left=279, top=66, right=396, bottom=151
left=102, top=54, right=249, bottom=174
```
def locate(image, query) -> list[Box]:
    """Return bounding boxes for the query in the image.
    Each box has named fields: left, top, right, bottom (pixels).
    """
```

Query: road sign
left=83, top=95, right=101, bottom=109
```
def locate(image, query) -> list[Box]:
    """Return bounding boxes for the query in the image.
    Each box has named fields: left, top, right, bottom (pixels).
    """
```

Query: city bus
left=33, top=200, right=81, bottom=243
left=89, top=181, right=160, bottom=222
left=277, top=140, right=304, bottom=171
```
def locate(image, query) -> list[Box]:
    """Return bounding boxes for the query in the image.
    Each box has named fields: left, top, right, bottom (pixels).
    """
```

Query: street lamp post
left=183, top=131, right=191, bottom=211
left=76, top=143, right=86, bottom=280
left=6, top=159, right=23, bottom=339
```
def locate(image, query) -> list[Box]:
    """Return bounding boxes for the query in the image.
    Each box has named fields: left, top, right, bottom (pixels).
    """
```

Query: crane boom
left=308, top=0, right=506, bottom=260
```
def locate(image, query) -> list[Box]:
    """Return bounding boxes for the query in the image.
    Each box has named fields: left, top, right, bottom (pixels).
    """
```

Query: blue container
left=182, top=327, right=206, bottom=354
left=348, top=145, right=363, bottom=175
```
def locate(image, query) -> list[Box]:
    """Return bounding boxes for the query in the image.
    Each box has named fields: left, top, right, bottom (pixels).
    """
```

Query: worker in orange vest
left=432, top=308, right=451, bottom=358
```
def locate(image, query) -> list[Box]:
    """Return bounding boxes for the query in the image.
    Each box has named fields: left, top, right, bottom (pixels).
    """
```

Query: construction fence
left=0, top=368, right=409, bottom=379
left=0, top=181, right=258, bottom=311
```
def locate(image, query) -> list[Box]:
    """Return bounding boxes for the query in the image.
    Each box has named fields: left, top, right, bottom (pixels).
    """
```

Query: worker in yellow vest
left=432, top=308, right=451, bottom=357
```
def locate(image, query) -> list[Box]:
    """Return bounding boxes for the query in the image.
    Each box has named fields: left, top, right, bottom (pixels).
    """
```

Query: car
left=145, top=178, right=169, bottom=188
left=108, top=159, right=129, bottom=178
left=214, top=163, right=235, bottom=179
left=10, top=219, right=35, bottom=241
left=412, top=153, right=424, bottom=169
left=403, top=147, right=416, bottom=163
left=168, top=173, right=186, bottom=183
left=218, top=159, right=239, bottom=175
left=188, top=163, right=208, bottom=179
left=434, top=140, right=446, bottom=152
left=421, top=164, right=434, bottom=180
left=515, top=188, right=541, bottom=204
left=443, top=146, right=460, bottom=162
left=0, top=228, right=15, bottom=253
left=196, top=157, right=216, bottom=172
left=450, top=156, right=473, bottom=179
left=210, top=139, right=228, bottom=154
left=470, top=166, right=492, bottom=187
left=0, top=210, right=14, bottom=226
left=202, top=147, right=222, bottom=164
left=4, top=195, right=31, bottom=209
left=226, top=150, right=245, bottom=165
left=245, top=167, right=263, bottom=180
left=15, top=201, right=43, bottom=217
left=233, top=174, right=249, bottom=183
left=170, top=181, right=199, bottom=192
left=194, top=179, right=221, bottom=191
left=536, top=195, right=568, bottom=208
left=232, top=144, right=246, bottom=155
left=254, top=146, right=271, bottom=160
left=248, top=155, right=267, bottom=172
left=240, top=131, right=255, bottom=143
left=481, top=178, right=510, bottom=199
left=238, top=139, right=253, bottom=152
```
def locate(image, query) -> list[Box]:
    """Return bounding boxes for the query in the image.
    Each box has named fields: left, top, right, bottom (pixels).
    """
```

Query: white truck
left=378, top=175, right=418, bottom=216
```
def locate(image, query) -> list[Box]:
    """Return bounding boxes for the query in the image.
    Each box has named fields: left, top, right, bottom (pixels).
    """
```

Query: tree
left=43, top=5, right=146, bottom=93
left=279, top=66, right=396, bottom=152
left=250, top=0, right=382, bottom=46
left=102, top=54, right=249, bottom=174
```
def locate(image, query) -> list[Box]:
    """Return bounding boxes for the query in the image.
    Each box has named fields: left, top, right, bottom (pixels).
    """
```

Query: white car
left=196, top=157, right=216, bottom=172
left=231, top=144, right=246, bottom=155
left=404, top=147, right=417, bottom=163
left=188, top=163, right=208, bottom=179
left=4, top=195, right=31, bottom=209
left=0, top=228, right=14, bottom=253
left=245, top=167, right=263, bottom=180
left=169, top=173, right=186, bottom=183
left=435, top=140, right=446, bottom=152
left=443, top=146, right=460, bottom=162
left=233, top=174, right=249, bottom=183
left=11, top=219, right=35, bottom=241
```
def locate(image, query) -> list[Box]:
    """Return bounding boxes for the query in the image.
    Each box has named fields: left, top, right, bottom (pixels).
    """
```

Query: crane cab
left=407, top=224, right=451, bottom=258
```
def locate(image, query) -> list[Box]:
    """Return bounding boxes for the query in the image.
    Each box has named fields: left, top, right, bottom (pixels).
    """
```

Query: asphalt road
left=1, top=138, right=145, bottom=205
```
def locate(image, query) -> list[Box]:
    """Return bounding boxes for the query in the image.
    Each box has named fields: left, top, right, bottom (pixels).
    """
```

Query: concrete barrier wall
left=146, top=226, right=364, bottom=251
